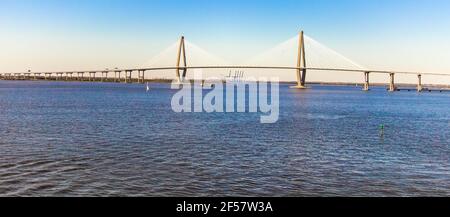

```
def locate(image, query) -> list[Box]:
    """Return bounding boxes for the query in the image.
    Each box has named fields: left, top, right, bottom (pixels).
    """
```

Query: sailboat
left=146, top=82, right=150, bottom=92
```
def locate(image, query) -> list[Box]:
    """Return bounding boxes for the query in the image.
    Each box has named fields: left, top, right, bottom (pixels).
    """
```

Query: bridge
left=1, top=31, right=450, bottom=92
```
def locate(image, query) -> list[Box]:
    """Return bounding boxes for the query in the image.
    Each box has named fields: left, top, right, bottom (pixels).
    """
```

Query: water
left=0, top=80, right=449, bottom=196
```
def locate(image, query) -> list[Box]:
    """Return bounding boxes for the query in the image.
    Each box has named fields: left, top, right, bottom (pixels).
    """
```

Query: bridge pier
left=138, top=70, right=145, bottom=83
left=89, top=72, right=96, bottom=81
left=101, top=71, right=108, bottom=82
left=417, top=74, right=423, bottom=92
left=66, top=72, right=72, bottom=81
left=77, top=72, right=84, bottom=81
left=114, top=71, right=120, bottom=82
left=124, top=70, right=132, bottom=83
left=389, top=73, right=396, bottom=92
left=363, top=72, right=370, bottom=91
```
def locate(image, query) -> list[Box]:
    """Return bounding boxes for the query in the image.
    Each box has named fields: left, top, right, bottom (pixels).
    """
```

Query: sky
left=1, top=0, right=450, bottom=83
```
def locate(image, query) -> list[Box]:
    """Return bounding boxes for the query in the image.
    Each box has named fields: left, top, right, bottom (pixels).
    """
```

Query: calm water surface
left=0, top=81, right=449, bottom=196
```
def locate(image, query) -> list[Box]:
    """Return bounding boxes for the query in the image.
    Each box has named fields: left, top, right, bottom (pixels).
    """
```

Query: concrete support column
left=102, top=71, right=108, bottom=82
left=89, top=72, right=95, bottom=81
left=417, top=74, right=423, bottom=92
left=142, top=70, right=145, bottom=83
left=138, top=70, right=145, bottom=83
left=300, top=69, right=307, bottom=87
left=115, top=71, right=121, bottom=82
left=139, top=70, right=142, bottom=83
left=137, top=70, right=140, bottom=83
left=389, top=73, right=396, bottom=92
left=125, top=70, right=132, bottom=83
left=363, top=72, right=370, bottom=91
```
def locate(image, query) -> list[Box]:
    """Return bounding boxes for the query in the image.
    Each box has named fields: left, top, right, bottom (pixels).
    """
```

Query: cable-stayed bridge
left=1, top=31, right=450, bottom=92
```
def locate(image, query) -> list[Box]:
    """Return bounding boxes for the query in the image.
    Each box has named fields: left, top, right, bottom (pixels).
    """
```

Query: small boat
left=146, top=82, right=150, bottom=91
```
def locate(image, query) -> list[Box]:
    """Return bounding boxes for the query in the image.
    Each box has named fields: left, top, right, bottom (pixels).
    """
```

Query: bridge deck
left=2, top=66, right=450, bottom=76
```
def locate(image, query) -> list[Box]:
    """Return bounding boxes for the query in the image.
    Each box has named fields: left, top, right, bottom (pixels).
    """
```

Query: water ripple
left=0, top=81, right=449, bottom=196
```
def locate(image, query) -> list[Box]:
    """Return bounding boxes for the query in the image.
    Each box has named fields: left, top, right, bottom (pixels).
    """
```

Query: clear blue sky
left=1, top=0, right=450, bottom=83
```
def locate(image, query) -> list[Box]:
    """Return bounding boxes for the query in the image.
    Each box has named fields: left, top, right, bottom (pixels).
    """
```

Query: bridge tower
left=176, top=36, right=188, bottom=83
left=291, top=31, right=307, bottom=89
